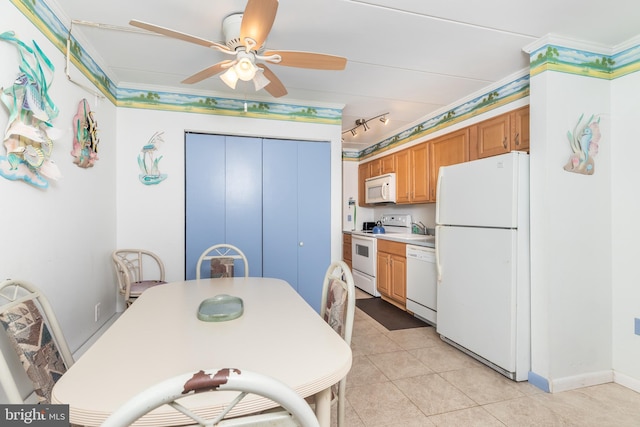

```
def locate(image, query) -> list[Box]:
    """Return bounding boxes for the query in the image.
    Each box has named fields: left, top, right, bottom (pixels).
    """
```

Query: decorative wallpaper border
left=9, top=0, right=342, bottom=126
left=529, top=43, right=640, bottom=80
left=349, top=39, right=640, bottom=161
left=347, top=74, right=530, bottom=161
left=13, top=1, right=640, bottom=162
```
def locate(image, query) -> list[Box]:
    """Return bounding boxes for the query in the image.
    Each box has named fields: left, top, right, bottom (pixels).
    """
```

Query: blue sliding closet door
left=263, top=139, right=330, bottom=312
left=296, top=140, right=331, bottom=311
left=185, top=133, right=225, bottom=280
left=185, top=133, right=262, bottom=279
left=263, top=140, right=299, bottom=288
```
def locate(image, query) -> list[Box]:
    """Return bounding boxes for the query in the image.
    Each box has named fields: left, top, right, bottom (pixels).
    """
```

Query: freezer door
left=436, top=152, right=528, bottom=228
left=436, top=226, right=518, bottom=373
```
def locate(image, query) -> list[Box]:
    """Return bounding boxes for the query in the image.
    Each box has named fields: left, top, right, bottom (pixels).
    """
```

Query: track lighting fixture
left=342, top=113, right=389, bottom=138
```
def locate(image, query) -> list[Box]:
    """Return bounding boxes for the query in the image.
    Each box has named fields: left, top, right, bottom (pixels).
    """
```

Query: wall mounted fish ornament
left=564, top=114, right=601, bottom=175
left=0, top=31, right=60, bottom=189
left=70, top=99, right=99, bottom=168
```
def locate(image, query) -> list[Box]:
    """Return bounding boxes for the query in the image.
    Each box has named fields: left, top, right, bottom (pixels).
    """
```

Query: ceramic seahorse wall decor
left=564, top=114, right=601, bottom=175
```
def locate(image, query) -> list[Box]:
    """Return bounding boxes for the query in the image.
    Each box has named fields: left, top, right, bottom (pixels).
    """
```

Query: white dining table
left=51, top=278, right=352, bottom=427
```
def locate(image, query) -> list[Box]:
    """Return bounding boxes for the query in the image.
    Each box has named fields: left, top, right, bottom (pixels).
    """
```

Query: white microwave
left=365, top=173, right=397, bottom=204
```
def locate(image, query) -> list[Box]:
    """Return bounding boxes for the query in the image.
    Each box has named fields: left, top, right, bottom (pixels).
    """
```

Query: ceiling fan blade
left=130, top=19, right=230, bottom=52
left=264, top=50, right=347, bottom=70
left=181, top=60, right=234, bottom=84
left=257, top=64, right=288, bottom=98
left=240, top=0, right=278, bottom=49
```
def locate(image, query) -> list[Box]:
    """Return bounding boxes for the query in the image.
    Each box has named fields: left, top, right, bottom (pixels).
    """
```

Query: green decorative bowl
left=197, top=294, right=244, bottom=322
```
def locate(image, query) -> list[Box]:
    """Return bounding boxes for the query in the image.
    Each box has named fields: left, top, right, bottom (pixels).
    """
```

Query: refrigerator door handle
left=435, top=225, right=442, bottom=282
left=435, top=167, right=444, bottom=225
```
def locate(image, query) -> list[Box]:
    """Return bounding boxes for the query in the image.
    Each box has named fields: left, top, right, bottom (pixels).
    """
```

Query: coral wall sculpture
left=0, top=31, right=61, bottom=189
left=70, top=99, right=99, bottom=168
left=138, top=131, right=167, bottom=185
left=564, top=114, right=601, bottom=175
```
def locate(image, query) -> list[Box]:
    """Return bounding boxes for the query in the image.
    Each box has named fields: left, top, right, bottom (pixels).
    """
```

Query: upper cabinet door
left=511, top=106, right=530, bottom=152
left=476, top=114, right=511, bottom=159
left=429, top=128, right=470, bottom=201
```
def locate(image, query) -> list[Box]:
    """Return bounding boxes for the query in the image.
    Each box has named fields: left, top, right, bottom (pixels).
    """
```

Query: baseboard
left=73, top=312, right=121, bottom=359
left=614, top=371, right=640, bottom=393
left=527, top=371, right=550, bottom=392
left=549, top=370, right=613, bottom=393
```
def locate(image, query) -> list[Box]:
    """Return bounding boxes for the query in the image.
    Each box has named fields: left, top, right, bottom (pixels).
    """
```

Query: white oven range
left=350, top=214, right=413, bottom=297
left=351, top=233, right=379, bottom=296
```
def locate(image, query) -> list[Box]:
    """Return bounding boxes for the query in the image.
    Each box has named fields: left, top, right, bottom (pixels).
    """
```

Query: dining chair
left=0, top=279, right=74, bottom=404
left=112, top=249, right=167, bottom=306
left=196, top=244, right=249, bottom=279
left=319, top=260, right=355, bottom=427
left=102, top=367, right=320, bottom=427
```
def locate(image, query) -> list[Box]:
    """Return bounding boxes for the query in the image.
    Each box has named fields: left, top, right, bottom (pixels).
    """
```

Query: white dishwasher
left=406, top=244, right=437, bottom=326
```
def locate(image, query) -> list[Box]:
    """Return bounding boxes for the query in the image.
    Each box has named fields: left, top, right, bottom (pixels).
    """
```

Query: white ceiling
left=48, top=0, right=640, bottom=151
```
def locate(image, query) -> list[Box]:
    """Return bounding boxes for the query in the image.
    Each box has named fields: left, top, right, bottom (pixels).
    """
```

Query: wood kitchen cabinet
left=368, top=158, right=382, bottom=177
left=395, top=142, right=429, bottom=204
left=381, top=154, right=395, bottom=174
left=511, top=106, right=530, bottom=152
left=358, top=154, right=396, bottom=206
left=471, top=106, right=530, bottom=160
left=343, top=233, right=352, bottom=270
left=376, top=239, right=407, bottom=310
left=358, top=162, right=371, bottom=206
left=429, top=128, right=470, bottom=201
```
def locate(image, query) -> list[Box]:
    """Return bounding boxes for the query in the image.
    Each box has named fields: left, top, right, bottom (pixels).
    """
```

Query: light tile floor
left=335, top=292, right=640, bottom=426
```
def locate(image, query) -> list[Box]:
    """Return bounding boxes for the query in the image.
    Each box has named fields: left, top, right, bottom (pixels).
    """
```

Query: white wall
left=342, top=160, right=358, bottom=231
left=0, top=1, right=117, bottom=401
left=611, top=71, right=640, bottom=389
left=529, top=69, right=613, bottom=391
left=115, top=108, right=343, bottom=286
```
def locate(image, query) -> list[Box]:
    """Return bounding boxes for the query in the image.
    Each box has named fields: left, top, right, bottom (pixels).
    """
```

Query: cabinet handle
left=514, top=133, right=520, bottom=146
left=502, top=137, right=508, bottom=149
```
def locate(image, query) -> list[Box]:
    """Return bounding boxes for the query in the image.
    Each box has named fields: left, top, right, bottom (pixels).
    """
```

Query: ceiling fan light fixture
left=220, top=67, right=239, bottom=89
left=252, top=69, right=271, bottom=91
left=235, top=57, right=257, bottom=81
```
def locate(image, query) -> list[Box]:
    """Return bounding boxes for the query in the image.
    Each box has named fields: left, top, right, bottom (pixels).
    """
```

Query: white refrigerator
left=435, top=151, right=530, bottom=381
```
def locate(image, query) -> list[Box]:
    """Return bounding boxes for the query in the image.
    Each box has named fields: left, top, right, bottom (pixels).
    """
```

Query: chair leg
left=337, top=378, right=346, bottom=427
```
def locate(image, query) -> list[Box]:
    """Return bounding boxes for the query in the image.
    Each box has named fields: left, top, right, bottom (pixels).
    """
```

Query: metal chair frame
left=102, top=367, right=319, bottom=427
left=196, top=244, right=249, bottom=279
left=112, top=249, right=166, bottom=305
left=0, top=279, right=74, bottom=403
left=319, top=261, right=356, bottom=427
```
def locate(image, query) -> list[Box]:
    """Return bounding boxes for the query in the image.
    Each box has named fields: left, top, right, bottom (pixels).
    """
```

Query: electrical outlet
left=94, top=303, right=101, bottom=322
left=635, top=318, right=640, bottom=336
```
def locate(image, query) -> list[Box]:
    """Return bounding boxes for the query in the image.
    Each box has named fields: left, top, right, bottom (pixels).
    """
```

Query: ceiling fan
left=130, top=0, right=347, bottom=98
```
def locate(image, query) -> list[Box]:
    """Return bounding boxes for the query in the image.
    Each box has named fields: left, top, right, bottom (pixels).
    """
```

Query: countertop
left=344, top=230, right=435, bottom=248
